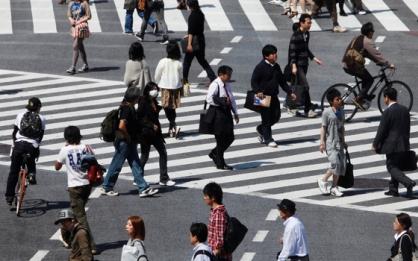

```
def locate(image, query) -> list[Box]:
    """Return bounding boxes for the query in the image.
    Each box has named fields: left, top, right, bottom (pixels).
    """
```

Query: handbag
left=180, top=35, right=200, bottom=53
left=338, top=147, right=354, bottom=189
left=391, top=234, right=418, bottom=261
left=244, top=90, right=271, bottom=112
left=285, top=74, right=305, bottom=109
left=198, top=101, right=214, bottom=134
left=400, top=151, right=418, bottom=171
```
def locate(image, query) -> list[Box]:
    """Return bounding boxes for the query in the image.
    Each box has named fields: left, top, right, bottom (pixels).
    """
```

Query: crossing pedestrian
left=124, top=42, right=152, bottom=95
left=318, top=89, right=346, bottom=197
left=182, top=0, right=216, bottom=88
left=276, top=199, right=309, bottom=261
left=121, top=216, right=148, bottom=261
left=311, top=0, right=346, bottom=32
left=54, top=209, right=93, bottom=261
left=206, top=65, right=239, bottom=170
left=66, top=0, right=91, bottom=74
left=190, top=223, right=214, bottom=261
left=288, top=14, right=322, bottom=118
left=135, top=0, right=169, bottom=44
left=154, top=41, right=183, bottom=138
left=251, top=44, right=296, bottom=148
left=124, top=0, right=158, bottom=35
left=372, top=88, right=415, bottom=198
left=137, top=82, right=175, bottom=186
left=5, top=97, right=45, bottom=205
left=54, top=126, right=97, bottom=254
left=101, top=87, right=159, bottom=197
left=387, top=213, right=417, bottom=261
left=203, top=182, right=231, bottom=261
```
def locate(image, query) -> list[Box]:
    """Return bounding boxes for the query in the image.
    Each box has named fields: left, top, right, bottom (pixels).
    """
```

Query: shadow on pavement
left=17, top=199, right=70, bottom=218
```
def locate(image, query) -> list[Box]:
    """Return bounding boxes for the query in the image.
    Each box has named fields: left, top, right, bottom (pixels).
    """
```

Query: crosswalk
left=0, top=69, right=418, bottom=217
left=0, top=0, right=417, bottom=35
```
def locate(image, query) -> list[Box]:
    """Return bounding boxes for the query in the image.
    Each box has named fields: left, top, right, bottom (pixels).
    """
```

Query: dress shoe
left=217, top=164, right=233, bottom=170
left=208, top=152, right=217, bottom=165
left=406, top=182, right=416, bottom=197
left=384, top=190, right=399, bottom=197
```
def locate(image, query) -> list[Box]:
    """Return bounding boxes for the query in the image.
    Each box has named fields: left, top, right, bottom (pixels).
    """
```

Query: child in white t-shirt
left=54, top=126, right=97, bottom=253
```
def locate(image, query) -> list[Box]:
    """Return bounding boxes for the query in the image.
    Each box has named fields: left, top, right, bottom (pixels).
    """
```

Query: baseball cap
left=277, top=199, right=296, bottom=213
left=54, top=209, right=75, bottom=225
left=26, top=97, right=42, bottom=111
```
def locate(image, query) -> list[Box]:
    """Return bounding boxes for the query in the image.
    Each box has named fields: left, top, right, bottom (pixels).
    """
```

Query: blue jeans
left=125, top=9, right=157, bottom=33
left=102, top=140, right=149, bottom=192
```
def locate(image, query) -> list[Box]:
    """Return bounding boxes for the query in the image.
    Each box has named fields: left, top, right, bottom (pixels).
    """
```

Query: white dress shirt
left=278, top=215, right=309, bottom=261
left=191, top=243, right=212, bottom=261
left=205, top=77, right=238, bottom=115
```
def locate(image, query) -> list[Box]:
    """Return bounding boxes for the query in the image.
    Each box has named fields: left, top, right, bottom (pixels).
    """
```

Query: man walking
left=251, top=44, right=296, bottom=148
left=373, top=88, right=415, bottom=198
left=288, top=14, right=322, bottom=118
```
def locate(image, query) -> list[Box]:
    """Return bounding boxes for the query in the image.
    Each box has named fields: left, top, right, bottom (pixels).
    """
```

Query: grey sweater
left=124, top=59, right=152, bottom=95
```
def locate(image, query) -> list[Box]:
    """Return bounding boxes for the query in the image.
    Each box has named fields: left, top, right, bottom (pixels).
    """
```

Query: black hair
left=123, top=87, right=141, bottom=103
left=326, top=89, right=341, bottom=104
left=129, top=42, right=145, bottom=61
left=292, top=22, right=300, bottom=32
left=203, top=182, right=223, bottom=204
left=217, top=65, right=233, bottom=76
left=361, top=22, right=374, bottom=36
left=299, top=13, right=312, bottom=24
left=190, top=223, right=208, bottom=243
left=383, top=87, right=397, bottom=101
left=187, top=0, right=200, bottom=10
left=142, top=82, right=159, bottom=97
left=262, top=44, right=277, bottom=58
left=64, top=126, right=82, bottom=145
left=397, top=213, right=417, bottom=249
left=166, top=41, right=181, bottom=60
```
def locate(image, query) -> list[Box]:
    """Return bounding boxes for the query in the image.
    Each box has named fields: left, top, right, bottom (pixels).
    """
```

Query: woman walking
left=121, top=216, right=149, bottom=261
left=155, top=41, right=183, bottom=138
left=387, top=213, right=417, bottom=261
left=67, top=0, right=91, bottom=74
left=124, top=42, right=152, bottom=95
left=183, top=0, right=216, bottom=88
left=137, top=82, right=175, bottom=186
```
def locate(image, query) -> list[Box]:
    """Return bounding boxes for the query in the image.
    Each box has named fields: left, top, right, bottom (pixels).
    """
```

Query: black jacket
left=389, top=233, right=415, bottom=261
left=373, top=103, right=410, bottom=154
left=251, top=60, right=291, bottom=97
left=137, top=97, right=163, bottom=143
left=288, top=29, right=315, bottom=67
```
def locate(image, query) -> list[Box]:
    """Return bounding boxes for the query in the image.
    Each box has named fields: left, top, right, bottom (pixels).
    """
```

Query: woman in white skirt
left=154, top=41, right=183, bottom=138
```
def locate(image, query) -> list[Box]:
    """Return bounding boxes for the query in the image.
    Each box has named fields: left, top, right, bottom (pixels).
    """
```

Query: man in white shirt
left=277, top=199, right=309, bottom=261
left=5, top=97, right=46, bottom=205
left=190, top=223, right=214, bottom=261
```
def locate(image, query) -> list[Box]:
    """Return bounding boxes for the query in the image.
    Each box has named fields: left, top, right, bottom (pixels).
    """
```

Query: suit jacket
left=373, top=103, right=410, bottom=154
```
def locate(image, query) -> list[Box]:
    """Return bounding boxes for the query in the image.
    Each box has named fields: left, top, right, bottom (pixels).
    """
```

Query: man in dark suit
left=373, top=88, right=415, bottom=197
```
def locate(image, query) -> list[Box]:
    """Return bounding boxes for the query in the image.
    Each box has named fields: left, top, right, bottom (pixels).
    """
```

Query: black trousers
left=387, top=152, right=415, bottom=192
left=211, top=134, right=234, bottom=167
left=5, top=141, right=37, bottom=198
left=164, top=107, right=177, bottom=129
left=182, top=45, right=216, bottom=82
left=140, top=137, right=169, bottom=182
left=257, top=97, right=281, bottom=143
left=344, top=67, right=374, bottom=99
left=297, top=65, right=313, bottom=113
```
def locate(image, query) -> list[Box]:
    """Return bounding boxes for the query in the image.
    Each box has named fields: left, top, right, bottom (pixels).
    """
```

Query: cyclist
left=5, top=97, right=46, bottom=206
left=342, top=22, right=395, bottom=111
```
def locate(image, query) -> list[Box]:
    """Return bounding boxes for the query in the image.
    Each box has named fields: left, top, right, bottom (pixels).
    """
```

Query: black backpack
left=223, top=215, right=248, bottom=254
left=100, top=109, right=120, bottom=142
left=19, top=111, right=43, bottom=139
left=193, top=249, right=216, bottom=261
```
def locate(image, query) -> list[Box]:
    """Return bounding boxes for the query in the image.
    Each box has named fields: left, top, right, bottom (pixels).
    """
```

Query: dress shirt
left=206, top=77, right=238, bottom=115
left=394, top=230, right=408, bottom=241
left=278, top=215, right=309, bottom=261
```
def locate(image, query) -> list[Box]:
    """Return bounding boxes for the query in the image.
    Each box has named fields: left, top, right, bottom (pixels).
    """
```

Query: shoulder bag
left=391, top=234, right=418, bottom=261
left=199, top=85, right=220, bottom=135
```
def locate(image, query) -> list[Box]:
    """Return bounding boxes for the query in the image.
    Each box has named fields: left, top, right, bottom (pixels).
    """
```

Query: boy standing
left=203, top=182, right=231, bottom=261
left=190, top=223, right=214, bottom=261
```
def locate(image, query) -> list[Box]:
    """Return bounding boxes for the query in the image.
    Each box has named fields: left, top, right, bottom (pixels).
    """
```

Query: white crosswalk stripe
left=0, top=0, right=416, bottom=34
left=1, top=70, right=418, bottom=218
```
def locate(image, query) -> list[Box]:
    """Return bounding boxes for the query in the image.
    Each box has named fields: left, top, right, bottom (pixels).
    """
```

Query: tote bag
left=338, top=148, right=354, bottom=189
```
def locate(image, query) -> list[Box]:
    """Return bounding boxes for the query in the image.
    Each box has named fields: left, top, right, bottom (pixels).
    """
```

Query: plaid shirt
left=208, top=205, right=232, bottom=261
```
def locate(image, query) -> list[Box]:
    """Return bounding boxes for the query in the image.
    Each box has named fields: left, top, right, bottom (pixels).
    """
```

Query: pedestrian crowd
left=4, top=0, right=417, bottom=260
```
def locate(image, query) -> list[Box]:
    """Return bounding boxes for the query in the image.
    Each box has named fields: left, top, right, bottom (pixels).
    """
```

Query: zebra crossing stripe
left=362, top=0, right=409, bottom=31
left=114, top=0, right=132, bottom=32
left=367, top=196, right=418, bottom=212
left=30, top=0, right=57, bottom=33
left=200, top=0, right=233, bottom=31
left=0, top=0, right=12, bottom=34
left=238, top=0, right=278, bottom=31
left=0, top=74, right=47, bottom=84
left=88, top=1, right=102, bottom=33
left=337, top=4, right=362, bottom=31
left=403, top=0, right=418, bottom=18
left=0, top=78, right=80, bottom=91
left=164, top=0, right=188, bottom=32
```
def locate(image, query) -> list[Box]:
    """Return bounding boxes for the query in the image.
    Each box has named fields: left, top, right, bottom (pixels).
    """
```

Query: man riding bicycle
left=5, top=97, right=46, bottom=206
left=342, top=22, right=395, bottom=111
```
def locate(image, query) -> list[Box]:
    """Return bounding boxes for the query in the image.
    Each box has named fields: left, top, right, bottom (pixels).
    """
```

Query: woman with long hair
left=121, top=216, right=148, bottom=261
left=66, top=0, right=91, bottom=74
left=387, top=213, right=417, bottom=261
left=124, top=42, right=152, bottom=95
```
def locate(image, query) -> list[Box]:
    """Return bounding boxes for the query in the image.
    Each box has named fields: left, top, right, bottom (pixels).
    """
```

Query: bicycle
left=320, top=65, right=413, bottom=122
left=14, top=153, right=31, bottom=217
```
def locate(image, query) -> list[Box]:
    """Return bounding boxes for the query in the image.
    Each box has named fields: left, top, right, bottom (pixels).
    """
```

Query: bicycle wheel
left=321, top=83, right=358, bottom=122
left=377, top=81, right=413, bottom=113
left=16, top=169, right=27, bottom=217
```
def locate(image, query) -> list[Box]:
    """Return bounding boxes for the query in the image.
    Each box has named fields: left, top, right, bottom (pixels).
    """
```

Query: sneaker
left=305, top=109, right=318, bottom=118
left=124, top=31, right=134, bottom=35
left=267, top=141, right=278, bottom=148
left=159, top=180, right=176, bottom=186
left=287, top=108, right=298, bottom=116
left=330, top=187, right=343, bottom=197
left=6, top=196, right=14, bottom=206
left=139, top=187, right=159, bottom=198
left=66, top=66, right=76, bottom=75
left=28, top=173, right=37, bottom=185
left=78, top=64, right=89, bottom=73
left=358, top=10, right=367, bottom=15
left=135, top=33, right=143, bottom=41
left=317, top=178, right=329, bottom=194
left=99, top=187, right=119, bottom=196
left=333, top=25, right=347, bottom=33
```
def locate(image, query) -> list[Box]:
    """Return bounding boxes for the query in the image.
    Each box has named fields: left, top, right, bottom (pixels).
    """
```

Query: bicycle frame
left=15, top=154, right=30, bottom=217
left=351, top=68, right=392, bottom=99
